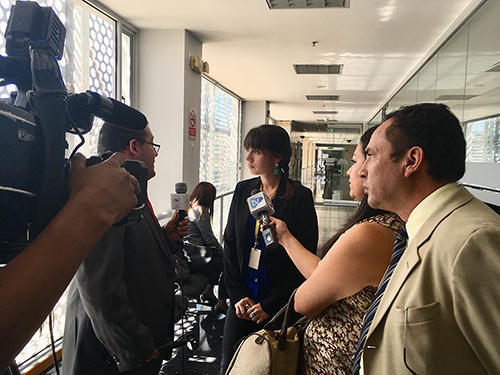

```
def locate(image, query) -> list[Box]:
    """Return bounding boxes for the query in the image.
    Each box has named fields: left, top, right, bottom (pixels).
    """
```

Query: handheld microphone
left=65, top=91, right=148, bottom=132
left=247, top=189, right=278, bottom=249
left=170, top=182, right=189, bottom=219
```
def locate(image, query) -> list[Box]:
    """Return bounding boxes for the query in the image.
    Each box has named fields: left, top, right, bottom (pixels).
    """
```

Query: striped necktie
left=352, top=226, right=408, bottom=375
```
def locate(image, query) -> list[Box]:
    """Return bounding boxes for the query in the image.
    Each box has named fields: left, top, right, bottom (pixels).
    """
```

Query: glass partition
left=371, top=0, right=500, bottom=204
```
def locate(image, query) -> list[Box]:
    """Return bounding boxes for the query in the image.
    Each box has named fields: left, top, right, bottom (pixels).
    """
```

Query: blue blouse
left=245, top=213, right=270, bottom=303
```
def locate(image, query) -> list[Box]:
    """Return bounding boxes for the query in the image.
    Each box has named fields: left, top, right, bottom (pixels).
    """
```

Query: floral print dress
left=303, top=213, right=403, bottom=375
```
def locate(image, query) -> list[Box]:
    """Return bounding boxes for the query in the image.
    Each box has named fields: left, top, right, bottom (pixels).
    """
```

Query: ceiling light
left=313, top=110, right=338, bottom=114
left=266, top=0, right=350, bottom=9
left=294, top=64, right=343, bottom=74
left=306, top=95, right=340, bottom=101
left=435, top=94, right=477, bottom=101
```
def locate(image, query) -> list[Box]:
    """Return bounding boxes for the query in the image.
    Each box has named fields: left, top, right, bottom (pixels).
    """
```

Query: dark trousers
left=219, top=306, right=262, bottom=375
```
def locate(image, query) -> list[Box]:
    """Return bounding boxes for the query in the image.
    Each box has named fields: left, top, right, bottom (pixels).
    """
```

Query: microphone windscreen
left=107, top=98, right=148, bottom=131
left=250, top=189, right=259, bottom=196
left=175, top=182, right=187, bottom=194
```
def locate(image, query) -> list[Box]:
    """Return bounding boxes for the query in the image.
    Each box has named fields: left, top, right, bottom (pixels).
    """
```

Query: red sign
left=189, top=108, right=196, bottom=138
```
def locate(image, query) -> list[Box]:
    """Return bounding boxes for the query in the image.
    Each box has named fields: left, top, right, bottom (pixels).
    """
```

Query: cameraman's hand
left=68, top=153, right=139, bottom=225
left=164, top=211, right=189, bottom=242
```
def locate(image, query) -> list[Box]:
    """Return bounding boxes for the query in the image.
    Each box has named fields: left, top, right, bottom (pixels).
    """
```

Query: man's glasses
left=137, top=139, right=160, bottom=153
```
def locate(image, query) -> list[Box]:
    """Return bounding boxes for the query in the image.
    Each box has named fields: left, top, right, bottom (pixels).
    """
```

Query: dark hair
left=318, top=125, right=388, bottom=259
left=244, top=125, right=294, bottom=198
left=97, top=122, right=147, bottom=155
left=190, top=182, right=217, bottom=217
left=385, top=103, right=466, bottom=183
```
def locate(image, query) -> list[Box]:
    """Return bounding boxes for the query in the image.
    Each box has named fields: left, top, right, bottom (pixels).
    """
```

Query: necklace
left=261, top=183, right=278, bottom=199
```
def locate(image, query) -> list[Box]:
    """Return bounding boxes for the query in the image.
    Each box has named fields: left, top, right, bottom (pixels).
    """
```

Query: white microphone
left=170, top=182, right=189, bottom=218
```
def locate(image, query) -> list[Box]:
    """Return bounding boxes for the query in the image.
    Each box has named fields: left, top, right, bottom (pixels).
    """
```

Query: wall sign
left=188, top=108, right=197, bottom=139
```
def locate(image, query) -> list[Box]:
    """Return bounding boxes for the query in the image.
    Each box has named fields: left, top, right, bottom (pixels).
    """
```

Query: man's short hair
left=97, top=122, right=147, bottom=155
left=385, top=103, right=466, bottom=183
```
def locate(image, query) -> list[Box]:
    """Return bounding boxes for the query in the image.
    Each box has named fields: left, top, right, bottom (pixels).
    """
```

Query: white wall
left=137, top=29, right=202, bottom=212
left=240, top=100, right=268, bottom=181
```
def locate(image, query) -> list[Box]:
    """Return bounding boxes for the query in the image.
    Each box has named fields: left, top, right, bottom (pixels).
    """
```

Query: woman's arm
left=294, top=222, right=395, bottom=318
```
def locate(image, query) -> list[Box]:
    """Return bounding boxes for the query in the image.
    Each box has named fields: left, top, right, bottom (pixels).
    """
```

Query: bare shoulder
left=330, top=221, right=395, bottom=258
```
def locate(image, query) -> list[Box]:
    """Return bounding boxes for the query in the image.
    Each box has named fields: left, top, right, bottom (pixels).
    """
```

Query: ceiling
left=98, top=0, right=478, bottom=125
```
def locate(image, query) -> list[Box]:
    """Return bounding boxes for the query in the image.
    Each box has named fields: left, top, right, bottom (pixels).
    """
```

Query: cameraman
left=0, top=153, right=139, bottom=371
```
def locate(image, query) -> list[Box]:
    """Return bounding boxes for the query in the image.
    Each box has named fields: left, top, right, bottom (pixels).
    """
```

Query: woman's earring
left=274, top=163, right=280, bottom=175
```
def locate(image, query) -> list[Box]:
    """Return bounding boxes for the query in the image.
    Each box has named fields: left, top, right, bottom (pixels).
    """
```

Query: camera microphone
left=65, top=91, right=148, bottom=132
left=247, top=188, right=278, bottom=249
left=170, top=182, right=189, bottom=219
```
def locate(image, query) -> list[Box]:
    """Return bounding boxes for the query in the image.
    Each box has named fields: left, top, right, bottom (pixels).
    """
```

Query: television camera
left=0, top=1, right=148, bottom=263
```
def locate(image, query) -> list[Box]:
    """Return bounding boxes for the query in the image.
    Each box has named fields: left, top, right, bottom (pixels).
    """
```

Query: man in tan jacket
left=354, top=103, right=500, bottom=374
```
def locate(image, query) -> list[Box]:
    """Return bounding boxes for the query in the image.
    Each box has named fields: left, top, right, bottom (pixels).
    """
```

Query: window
left=200, top=77, right=241, bottom=195
left=0, top=0, right=133, bottom=370
left=464, top=116, right=500, bottom=163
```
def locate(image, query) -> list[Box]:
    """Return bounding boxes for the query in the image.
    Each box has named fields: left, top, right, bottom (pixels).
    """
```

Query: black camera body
left=0, top=1, right=149, bottom=263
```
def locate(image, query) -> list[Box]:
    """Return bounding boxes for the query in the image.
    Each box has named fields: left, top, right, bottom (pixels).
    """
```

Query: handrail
left=462, top=183, right=500, bottom=194
left=214, top=190, right=235, bottom=241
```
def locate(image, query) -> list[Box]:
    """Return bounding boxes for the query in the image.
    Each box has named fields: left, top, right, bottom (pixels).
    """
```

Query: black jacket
left=62, top=206, right=175, bottom=374
left=223, top=176, right=318, bottom=317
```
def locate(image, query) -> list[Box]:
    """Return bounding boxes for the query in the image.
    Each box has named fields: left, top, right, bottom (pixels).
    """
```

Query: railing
left=213, top=190, right=235, bottom=243
left=462, top=183, right=500, bottom=194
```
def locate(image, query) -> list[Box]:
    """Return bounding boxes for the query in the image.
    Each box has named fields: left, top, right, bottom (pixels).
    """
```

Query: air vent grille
left=485, top=62, right=500, bottom=72
left=306, top=95, right=340, bottom=101
left=266, top=0, right=350, bottom=9
left=435, top=94, right=477, bottom=101
left=294, top=64, right=343, bottom=74
left=313, top=110, right=338, bottom=114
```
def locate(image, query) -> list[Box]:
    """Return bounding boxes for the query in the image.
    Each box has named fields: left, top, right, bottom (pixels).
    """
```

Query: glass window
left=464, top=116, right=500, bottom=163
left=121, top=32, right=132, bottom=105
left=200, top=77, right=241, bottom=195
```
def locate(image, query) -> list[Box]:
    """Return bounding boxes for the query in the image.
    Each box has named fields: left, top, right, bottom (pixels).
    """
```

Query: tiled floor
left=160, top=203, right=357, bottom=375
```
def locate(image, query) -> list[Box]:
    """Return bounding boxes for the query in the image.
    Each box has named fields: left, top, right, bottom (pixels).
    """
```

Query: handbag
left=225, top=290, right=305, bottom=375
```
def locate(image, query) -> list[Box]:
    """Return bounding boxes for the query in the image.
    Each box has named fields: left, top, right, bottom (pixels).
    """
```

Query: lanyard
left=252, top=185, right=277, bottom=248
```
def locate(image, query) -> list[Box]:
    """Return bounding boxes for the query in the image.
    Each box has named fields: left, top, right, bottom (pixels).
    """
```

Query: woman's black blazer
left=223, top=176, right=318, bottom=317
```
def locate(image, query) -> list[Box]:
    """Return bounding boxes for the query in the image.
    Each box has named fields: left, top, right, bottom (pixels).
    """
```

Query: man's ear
left=127, top=138, right=140, bottom=157
left=403, top=146, right=424, bottom=177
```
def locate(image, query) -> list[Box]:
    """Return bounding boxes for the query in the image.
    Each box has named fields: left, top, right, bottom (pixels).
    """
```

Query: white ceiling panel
left=97, top=0, right=481, bottom=124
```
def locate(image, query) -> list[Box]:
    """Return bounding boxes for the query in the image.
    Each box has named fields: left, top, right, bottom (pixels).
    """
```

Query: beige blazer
left=362, top=186, right=500, bottom=375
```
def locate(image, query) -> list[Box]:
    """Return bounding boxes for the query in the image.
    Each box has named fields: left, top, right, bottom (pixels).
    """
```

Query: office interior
left=1, top=0, right=499, bottom=373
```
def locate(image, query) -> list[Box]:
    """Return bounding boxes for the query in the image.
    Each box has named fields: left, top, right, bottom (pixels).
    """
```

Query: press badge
left=249, top=247, right=262, bottom=270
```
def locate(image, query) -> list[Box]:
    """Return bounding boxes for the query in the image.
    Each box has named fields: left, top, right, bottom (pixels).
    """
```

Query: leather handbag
left=225, top=290, right=304, bottom=375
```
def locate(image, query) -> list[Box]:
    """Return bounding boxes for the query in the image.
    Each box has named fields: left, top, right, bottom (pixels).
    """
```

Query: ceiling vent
left=306, top=95, right=340, bottom=101
left=485, top=62, right=500, bottom=72
left=313, top=110, right=338, bottom=114
left=435, top=94, right=477, bottom=101
left=266, top=0, right=350, bottom=9
left=294, top=64, right=343, bottom=74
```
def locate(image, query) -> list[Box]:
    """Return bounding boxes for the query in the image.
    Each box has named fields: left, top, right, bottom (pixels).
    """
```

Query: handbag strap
left=263, top=289, right=297, bottom=350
